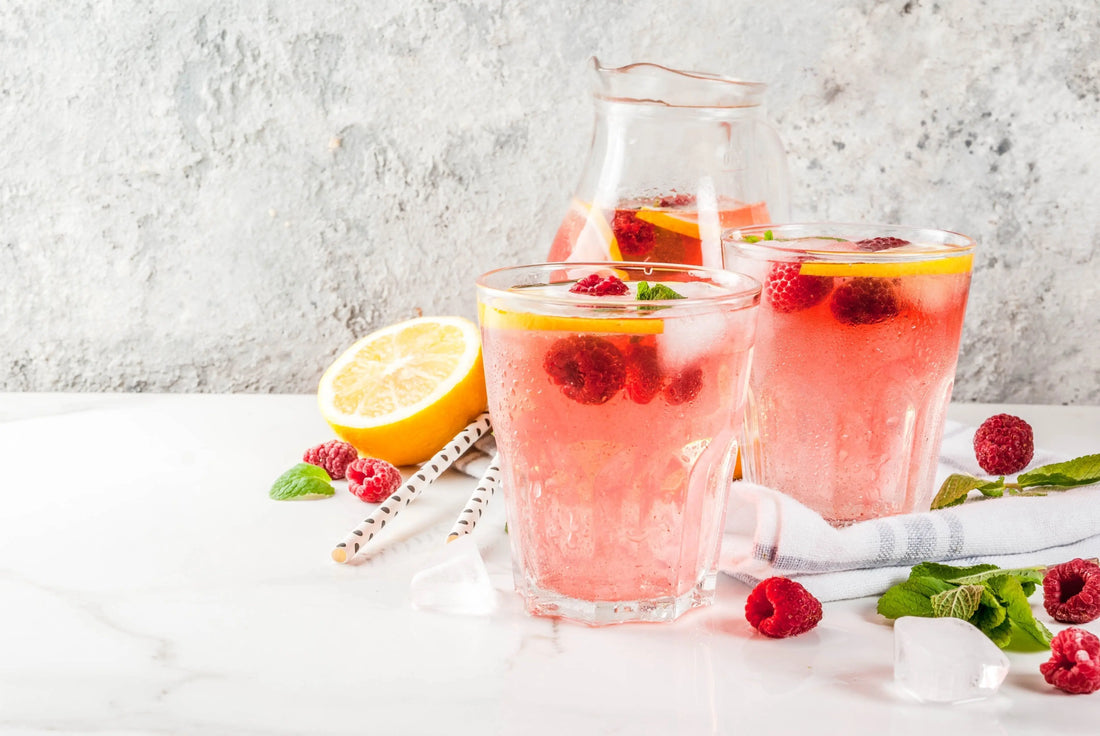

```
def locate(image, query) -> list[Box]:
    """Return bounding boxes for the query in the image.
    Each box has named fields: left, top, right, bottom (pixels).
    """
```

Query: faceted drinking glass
left=477, top=263, right=760, bottom=624
left=723, top=224, right=975, bottom=525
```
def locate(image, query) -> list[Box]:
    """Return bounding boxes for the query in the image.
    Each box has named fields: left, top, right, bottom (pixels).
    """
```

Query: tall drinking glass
left=477, top=263, right=760, bottom=624
left=723, top=224, right=975, bottom=525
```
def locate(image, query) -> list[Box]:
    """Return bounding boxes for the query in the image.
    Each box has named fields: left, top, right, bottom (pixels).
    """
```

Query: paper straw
left=446, top=453, right=501, bottom=542
left=331, top=412, right=492, bottom=563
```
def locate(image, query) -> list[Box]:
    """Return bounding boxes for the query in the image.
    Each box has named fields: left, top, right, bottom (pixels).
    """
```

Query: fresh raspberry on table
left=302, top=440, right=358, bottom=480
left=829, top=277, right=900, bottom=325
left=611, top=210, right=657, bottom=258
left=569, top=273, right=629, bottom=296
left=346, top=457, right=403, bottom=503
left=664, top=366, right=703, bottom=405
left=623, top=340, right=663, bottom=404
left=543, top=335, right=625, bottom=405
left=1040, top=627, right=1100, bottom=694
left=973, top=413, right=1034, bottom=475
left=764, top=262, right=833, bottom=313
left=745, top=577, right=823, bottom=638
left=1044, top=559, right=1100, bottom=624
left=855, top=236, right=910, bottom=252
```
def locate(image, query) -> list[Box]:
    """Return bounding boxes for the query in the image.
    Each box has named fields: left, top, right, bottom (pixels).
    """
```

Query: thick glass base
left=519, top=571, right=717, bottom=626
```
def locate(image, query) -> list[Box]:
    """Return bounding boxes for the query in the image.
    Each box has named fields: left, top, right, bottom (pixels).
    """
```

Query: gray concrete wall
left=3, top=0, right=1097, bottom=403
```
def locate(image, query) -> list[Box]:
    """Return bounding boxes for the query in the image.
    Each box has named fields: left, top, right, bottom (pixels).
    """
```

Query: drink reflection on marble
left=723, top=224, right=975, bottom=525
left=476, top=262, right=760, bottom=625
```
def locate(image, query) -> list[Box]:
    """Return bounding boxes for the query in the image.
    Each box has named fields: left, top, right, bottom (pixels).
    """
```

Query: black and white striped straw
left=446, top=453, right=501, bottom=542
left=331, top=412, right=492, bottom=563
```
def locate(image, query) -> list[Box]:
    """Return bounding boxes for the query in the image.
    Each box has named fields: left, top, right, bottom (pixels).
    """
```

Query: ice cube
left=657, top=311, right=728, bottom=372
left=893, top=616, right=1009, bottom=703
left=409, top=535, right=499, bottom=616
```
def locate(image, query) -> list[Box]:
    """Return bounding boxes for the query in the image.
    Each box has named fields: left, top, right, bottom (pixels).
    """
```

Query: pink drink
left=724, top=225, right=975, bottom=525
left=476, top=264, right=760, bottom=625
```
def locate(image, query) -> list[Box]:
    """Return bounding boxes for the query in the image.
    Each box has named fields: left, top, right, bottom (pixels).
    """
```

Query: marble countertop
left=3, top=394, right=1099, bottom=734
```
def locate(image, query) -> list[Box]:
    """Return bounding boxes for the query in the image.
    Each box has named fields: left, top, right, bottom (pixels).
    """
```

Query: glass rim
left=476, top=261, right=762, bottom=314
left=723, top=222, right=976, bottom=263
left=589, top=57, right=766, bottom=108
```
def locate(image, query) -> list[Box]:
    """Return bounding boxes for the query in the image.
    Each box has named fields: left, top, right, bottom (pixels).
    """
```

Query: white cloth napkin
left=453, top=422, right=1100, bottom=602
left=721, top=421, right=1100, bottom=601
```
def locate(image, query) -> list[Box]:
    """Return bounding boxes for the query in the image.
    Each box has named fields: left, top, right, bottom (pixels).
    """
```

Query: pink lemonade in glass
left=477, top=263, right=760, bottom=625
left=723, top=225, right=975, bottom=525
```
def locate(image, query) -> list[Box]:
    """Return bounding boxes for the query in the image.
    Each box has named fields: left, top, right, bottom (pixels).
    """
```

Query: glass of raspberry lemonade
left=477, top=262, right=760, bottom=625
left=723, top=224, right=976, bottom=525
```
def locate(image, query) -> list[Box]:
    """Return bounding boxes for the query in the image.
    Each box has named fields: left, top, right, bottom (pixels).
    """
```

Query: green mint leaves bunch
left=877, top=562, right=1052, bottom=651
left=932, top=454, right=1100, bottom=510
left=635, top=281, right=685, bottom=302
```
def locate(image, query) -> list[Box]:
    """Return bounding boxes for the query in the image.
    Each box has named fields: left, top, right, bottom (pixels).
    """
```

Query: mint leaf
left=932, top=474, right=997, bottom=509
left=987, top=574, right=1053, bottom=651
left=269, top=463, right=334, bottom=500
left=1017, top=454, right=1100, bottom=489
left=948, top=565, right=1045, bottom=590
left=931, top=584, right=983, bottom=619
left=971, top=585, right=1008, bottom=636
left=636, top=281, right=685, bottom=301
left=876, top=576, right=955, bottom=619
left=908, top=562, right=999, bottom=582
left=742, top=235, right=761, bottom=243
left=763, top=229, right=774, bottom=240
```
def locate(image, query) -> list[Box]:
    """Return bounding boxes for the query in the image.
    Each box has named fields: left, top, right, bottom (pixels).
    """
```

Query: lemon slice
left=635, top=202, right=770, bottom=239
left=317, top=316, right=487, bottom=466
left=478, top=301, right=663, bottom=335
left=798, top=253, right=973, bottom=278
left=561, top=199, right=624, bottom=261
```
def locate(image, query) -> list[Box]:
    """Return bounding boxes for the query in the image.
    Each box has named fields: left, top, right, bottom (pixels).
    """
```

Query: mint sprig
left=932, top=453, right=1100, bottom=509
left=741, top=229, right=775, bottom=244
left=269, top=463, right=335, bottom=500
left=636, top=281, right=685, bottom=301
left=876, top=562, right=1052, bottom=650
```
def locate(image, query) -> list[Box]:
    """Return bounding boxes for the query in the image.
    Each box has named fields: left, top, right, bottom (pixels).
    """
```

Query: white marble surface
left=2, top=394, right=1099, bottom=734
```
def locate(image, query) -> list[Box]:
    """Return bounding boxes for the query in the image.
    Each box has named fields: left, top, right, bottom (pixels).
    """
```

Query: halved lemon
left=317, top=316, right=487, bottom=466
left=798, top=253, right=973, bottom=278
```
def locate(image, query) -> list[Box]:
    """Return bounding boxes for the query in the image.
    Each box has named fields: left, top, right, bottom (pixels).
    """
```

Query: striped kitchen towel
left=719, top=420, right=1100, bottom=601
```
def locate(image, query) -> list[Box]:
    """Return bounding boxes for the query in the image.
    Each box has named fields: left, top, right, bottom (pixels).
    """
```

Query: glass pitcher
left=549, top=58, right=790, bottom=268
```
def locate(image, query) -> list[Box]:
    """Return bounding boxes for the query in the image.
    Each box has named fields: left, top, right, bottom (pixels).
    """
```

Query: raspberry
left=569, top=273, right=629, bottom=296
left=855, top=236, right=910, bottom=252
left=346, top=457, right=403, bottom=503
left=745, top=577, right=823, bottom=638
left=764, top=262, right=833, bottom=313
left=624, top=340, right=663, bottom=404
left=543, top=335, right=625, bottom=405
left=1040, top=627, right=1100, bottom=694
left=656, top=193, right=695, bottom=207
left=829, top=277, right=899, bottom=325
left=1044, top=559, right=1100, bottom=624
left=664, top=366, right=703, bottom=405
left=302, top=440, right=358, bottom=480
left=973, top=413, right=1034, bottom=475
left=611, top=210, right=656, bottom=257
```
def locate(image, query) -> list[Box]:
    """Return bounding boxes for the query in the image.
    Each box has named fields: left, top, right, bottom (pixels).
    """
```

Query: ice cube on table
left=893, top=616, right=1010, bottom=703
left=409, top=535, right=499, bottom=616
